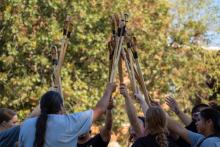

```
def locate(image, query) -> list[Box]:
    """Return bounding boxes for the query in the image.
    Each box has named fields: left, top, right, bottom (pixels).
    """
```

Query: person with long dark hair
left=19, top=83, right=116, bottom=147
left=166, top=97, right=209, bottom=147
left=168, top=108, right=220, bottom=147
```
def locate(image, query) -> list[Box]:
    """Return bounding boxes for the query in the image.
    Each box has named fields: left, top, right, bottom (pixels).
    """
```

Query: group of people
left=0, top=82, right=220, bottom=147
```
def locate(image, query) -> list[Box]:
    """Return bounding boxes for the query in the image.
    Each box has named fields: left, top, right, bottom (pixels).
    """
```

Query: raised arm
left=134, top=92, right=149, bottom=116
left=93, top=82, right=116, bottom=122
left=167, top=116, right=191, bottom=144
left=100, top=98, right=114, bottom=142
left=120, top=84, right=143, bottom=138
left=166, top=96, right=192, bottom=126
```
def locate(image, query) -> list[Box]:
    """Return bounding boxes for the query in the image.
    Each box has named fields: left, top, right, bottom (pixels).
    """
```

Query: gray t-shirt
left=188, top=130, right=220, bottom=147
left=19, top=110, right=93, bottom=147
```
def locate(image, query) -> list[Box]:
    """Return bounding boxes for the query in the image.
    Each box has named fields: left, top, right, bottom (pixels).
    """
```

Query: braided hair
left=145, top=106, right=168, bottom=147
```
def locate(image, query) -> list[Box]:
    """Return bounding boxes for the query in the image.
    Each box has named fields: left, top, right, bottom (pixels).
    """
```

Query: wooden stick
left=129, top=37, right=151, bottom=106
left=118, top=55, right=124, bottom=83
left=109, top=15, right=121, bottom=82
left=51, top=45, right=63, bottom=97
left=56, top=16, right=72, bottom=77
left=127, top=47, right=137, bottom=93
left=110, top=14, right=128, bottom=82
left=121, top=48, right=136, bottom=93
left=108, top=38, right=114, bottom=81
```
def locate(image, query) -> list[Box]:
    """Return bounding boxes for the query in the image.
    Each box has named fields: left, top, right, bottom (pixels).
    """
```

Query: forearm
left=176, top=110, right=192, bottom=126
left=104, top=110, right=113, bottom=130
left=96, top=90, right=112, bottom=112
left=125, top=96, right=142, bottom=137
left=139, top=100, right=149, bottom=116
left=93, top=87, right=113, bottom=121
left=100, top=110, right=112, bottom=141
left=167, top=116, right=191, bottom=144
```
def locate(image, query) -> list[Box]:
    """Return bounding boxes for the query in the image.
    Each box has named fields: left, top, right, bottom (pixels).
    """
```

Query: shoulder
left=21, top=117, right=37, bottom=128
left=69, top=109, right=93, bottom=118
left=0, top=126, right=20, bottom=147
left=201, top=137, right=220, bottom=147
left=23, top=117, right=37, bottom=124
left=0, top=125, right=20, bottom=139
left=188, top=130, right=204, bottom=145
left=67, top=110, right=93, bottom=123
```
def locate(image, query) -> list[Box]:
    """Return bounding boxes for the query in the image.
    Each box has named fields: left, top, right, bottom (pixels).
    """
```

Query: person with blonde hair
left=132, top=106, right=178, bottom=147
left=120, top=84, right=178, bottom=147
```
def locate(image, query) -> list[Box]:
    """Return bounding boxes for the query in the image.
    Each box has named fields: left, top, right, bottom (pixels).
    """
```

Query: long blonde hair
left=145, top=106, right=168, bottom=147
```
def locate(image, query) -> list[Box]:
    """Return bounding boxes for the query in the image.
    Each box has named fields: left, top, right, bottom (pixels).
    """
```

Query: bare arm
left=100, top=98, right=114, bottom=142
left=134, top=93, right=149, bottom=116
left=93, top=83, right=116, bottom=122
left=120, top=84, right=143, bottom=138
left=166, top=96, right=192, bottom=126
left=167, top=116, right=191, bottom=144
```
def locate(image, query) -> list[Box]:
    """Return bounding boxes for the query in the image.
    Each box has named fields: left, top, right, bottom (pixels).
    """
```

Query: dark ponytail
left=34, top=91, right=63, bottom=147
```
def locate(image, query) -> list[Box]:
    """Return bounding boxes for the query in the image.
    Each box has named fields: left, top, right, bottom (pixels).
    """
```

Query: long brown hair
left=145, top=106, right=168, bottom=147
left=0, top=108, right=16, bottom=123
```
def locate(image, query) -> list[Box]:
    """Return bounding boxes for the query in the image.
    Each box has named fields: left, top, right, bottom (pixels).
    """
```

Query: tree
left=0, top=0, right=219, bottom=145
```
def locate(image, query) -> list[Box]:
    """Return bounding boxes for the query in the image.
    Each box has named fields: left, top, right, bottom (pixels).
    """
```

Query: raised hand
left=165, top=96, right=180, bottom=114
left=120, top=83, right=129, bottom=98
left=134, top=92, right=145, bottom=103
left=106, top=82, right=117, bottom=93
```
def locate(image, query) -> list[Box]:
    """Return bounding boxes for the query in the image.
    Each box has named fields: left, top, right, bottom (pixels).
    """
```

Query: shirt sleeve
left=188, top=130, right=204, bottom=146
left=69, top=109, right=93, bottom=136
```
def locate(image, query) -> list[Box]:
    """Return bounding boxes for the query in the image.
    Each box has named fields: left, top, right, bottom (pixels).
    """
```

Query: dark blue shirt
left=0, top=126, right=20, bottom=147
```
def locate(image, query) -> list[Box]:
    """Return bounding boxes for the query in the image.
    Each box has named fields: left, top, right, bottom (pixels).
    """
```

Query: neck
left=204, top=128, right=215, bottom=137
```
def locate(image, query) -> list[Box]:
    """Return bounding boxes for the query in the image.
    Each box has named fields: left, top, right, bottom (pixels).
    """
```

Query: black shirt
left=186, top=121, right=197, bottom=133
left=0, top=126, right=20, bottom=147
left=176, top=121, right=197, bottom=147
left=132, top=134, right=179, bottom=147
left=77, top=134, right=109, bottom=147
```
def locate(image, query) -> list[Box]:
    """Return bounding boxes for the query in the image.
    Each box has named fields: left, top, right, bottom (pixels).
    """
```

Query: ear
left=206, top=119, right=213, bottom=127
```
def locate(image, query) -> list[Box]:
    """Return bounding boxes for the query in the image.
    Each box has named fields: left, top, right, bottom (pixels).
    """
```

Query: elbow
left=93, top=106, right=106, bottom=121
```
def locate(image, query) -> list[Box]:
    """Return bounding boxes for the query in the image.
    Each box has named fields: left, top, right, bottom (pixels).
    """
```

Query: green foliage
left=0, top=0, right=219, bottom=146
